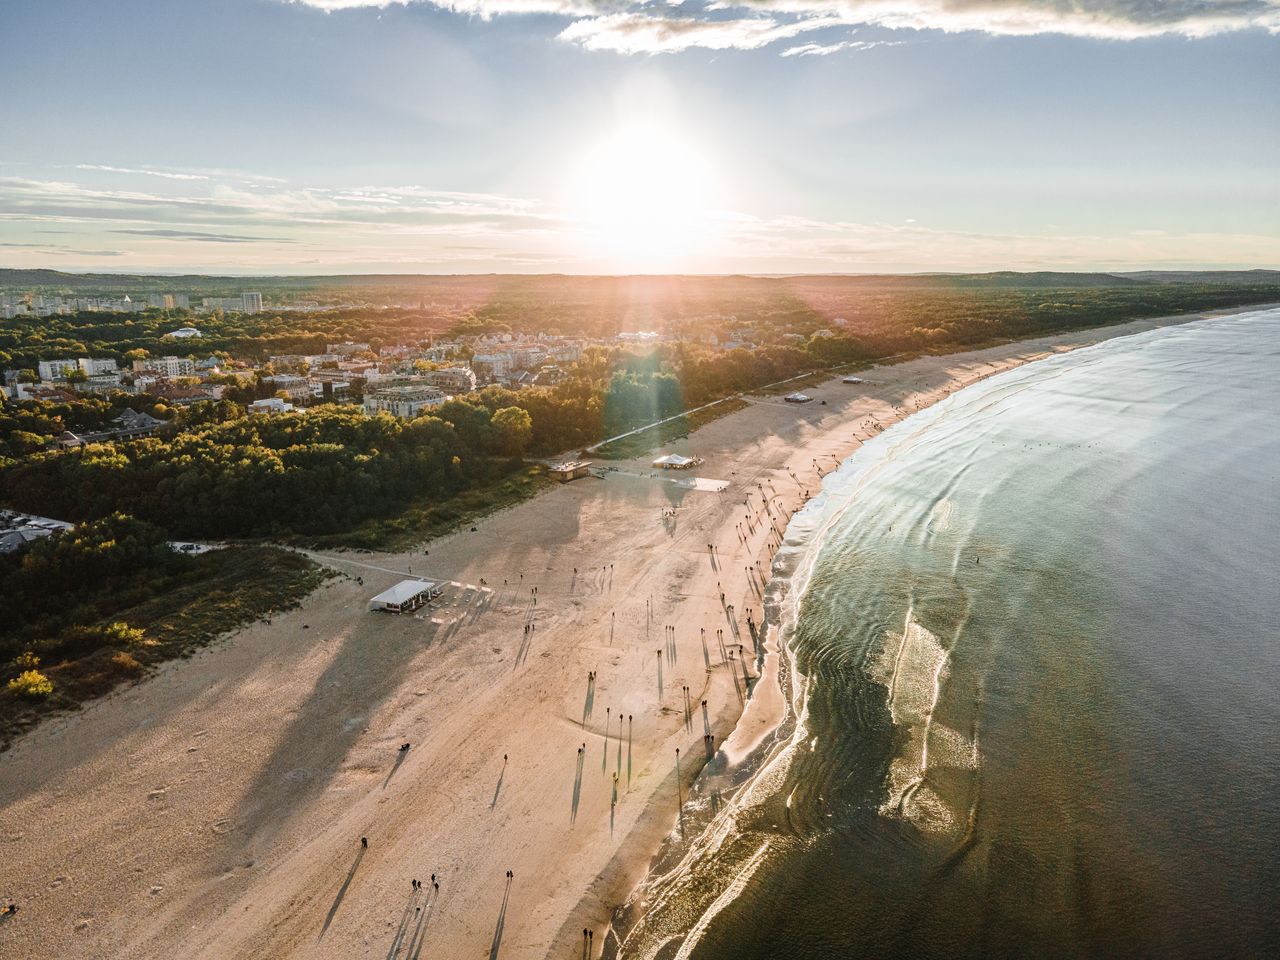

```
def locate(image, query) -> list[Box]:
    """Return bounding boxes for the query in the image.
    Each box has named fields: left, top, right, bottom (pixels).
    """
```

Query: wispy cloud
left=2, top=166, right=1277, bottom=273
left=281, top=0, right=1280, bottom=54
left=781, top=37, right=903, bottom=55
left=285, top=0, right=594, bottom=16
left=112, top=229, right=299, bottom=244
left=557, top=13, right=844, bottom=54
left=76, top=164, right=212, bottom=182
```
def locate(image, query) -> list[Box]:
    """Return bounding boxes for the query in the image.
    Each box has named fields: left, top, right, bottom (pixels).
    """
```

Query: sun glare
left=566, top=122, right=725, bottom=272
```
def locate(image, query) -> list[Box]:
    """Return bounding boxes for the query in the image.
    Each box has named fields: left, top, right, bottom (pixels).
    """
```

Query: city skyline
left=1, top=0, right=1277, bottom=274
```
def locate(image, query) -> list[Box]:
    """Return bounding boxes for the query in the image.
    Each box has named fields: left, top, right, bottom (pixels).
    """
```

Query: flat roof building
left=549, top=460, right=592, bottom=482
left=363, top=384, right=446, bottom=419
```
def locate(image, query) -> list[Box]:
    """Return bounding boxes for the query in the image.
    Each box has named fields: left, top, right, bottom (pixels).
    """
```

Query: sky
left=0, top=0, right=1277, bottom=275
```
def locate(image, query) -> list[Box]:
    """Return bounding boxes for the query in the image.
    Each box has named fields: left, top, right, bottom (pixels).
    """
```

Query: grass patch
left=0, top=545, right=327, bottom=750
left=593, top=396, right=750, bottom=461
left=299, top=464, right=555, bottom=551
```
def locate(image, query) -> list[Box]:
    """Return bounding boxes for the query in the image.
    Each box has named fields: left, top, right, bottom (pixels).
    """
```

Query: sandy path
left=0, top=306, right=1260, bottom=960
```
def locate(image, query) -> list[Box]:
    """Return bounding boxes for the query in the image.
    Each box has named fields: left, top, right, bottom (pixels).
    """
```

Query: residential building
left=55, top=409, right=165, bottom=447
left=326, top=341, right=371, bottom=356
left=76, top=374, right=125, bottom=395
left=0, top=511, right=74, bottom=554
left=362, top=385, right=446, bottom=419
left=261, top=374, right=311, bottom=401
left=533, top=365, right=567, bottom=386
left=167, top=326, right=202, bottom=338
left=308, top=377, right=352, bottom=401
left=16, top=385, right=77, bottom=403
left=421, top=366, right=477, bottom=395
left=241, top=292, right=263, bottom=314
left=249, top=397, right=294, bottom=415
left=140, top=356, right=196, bottom=378
left=470, top=353, right=512, bottom=382
left=149, top=382, right=216, bottom=405
left=38, top=359, right=79, bottom=380
left=78, top=357, right=119, bottom=376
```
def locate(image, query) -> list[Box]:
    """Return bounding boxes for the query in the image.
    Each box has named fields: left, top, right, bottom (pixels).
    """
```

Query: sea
left=611, top=307, right=1280, bottom=960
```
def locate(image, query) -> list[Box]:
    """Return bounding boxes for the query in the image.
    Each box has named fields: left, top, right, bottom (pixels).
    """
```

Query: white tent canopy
left=652, top=453, right=700, bottom=469
left=368, top=579, right=442, bottom=613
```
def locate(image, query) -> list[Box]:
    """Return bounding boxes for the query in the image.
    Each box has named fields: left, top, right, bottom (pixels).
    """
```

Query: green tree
left=491, top=406, right=533, bottom=457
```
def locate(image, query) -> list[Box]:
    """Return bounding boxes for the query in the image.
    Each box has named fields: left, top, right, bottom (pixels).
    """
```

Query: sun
left=565, top=121, right=725, bottom=272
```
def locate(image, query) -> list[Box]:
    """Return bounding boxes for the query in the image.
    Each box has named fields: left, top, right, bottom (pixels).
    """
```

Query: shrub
left=8, top=669, right=54, bottom=698
left=104, top=622, right=150, bottom=647
left=12, top=651, right=39, bottom=671
left=111, top=651, right=143, bottom=674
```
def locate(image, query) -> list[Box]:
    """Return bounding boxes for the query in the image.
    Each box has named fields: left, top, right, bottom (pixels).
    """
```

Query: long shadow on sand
left=320, top=844, right=366, bottom=938
left=233, top=616, right=445, bottom=848
left=489, top=875, right=513, bottom=960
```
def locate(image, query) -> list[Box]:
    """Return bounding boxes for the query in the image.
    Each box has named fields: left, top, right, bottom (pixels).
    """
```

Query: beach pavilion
left=549, top=460, right=593, bottom=483
left=368, top=579, right=443, bottom=613
left=652, top=453, right=702, bottom=470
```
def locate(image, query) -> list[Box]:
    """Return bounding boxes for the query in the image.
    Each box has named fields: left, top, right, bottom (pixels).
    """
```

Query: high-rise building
left=242, top=292, right=263, bottom=314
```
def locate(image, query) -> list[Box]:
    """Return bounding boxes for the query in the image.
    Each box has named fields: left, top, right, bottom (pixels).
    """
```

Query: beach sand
left=0, top=306, right=1262, bottom=960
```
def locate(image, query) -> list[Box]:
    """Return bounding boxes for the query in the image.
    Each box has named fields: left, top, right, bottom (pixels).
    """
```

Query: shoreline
left=0, top=302, right=1271, bottom=960
left=593, top=300, right=1279, bottom=957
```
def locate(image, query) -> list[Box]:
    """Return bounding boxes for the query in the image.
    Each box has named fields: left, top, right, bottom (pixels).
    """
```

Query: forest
left=0, top=513, right=324, bottom=747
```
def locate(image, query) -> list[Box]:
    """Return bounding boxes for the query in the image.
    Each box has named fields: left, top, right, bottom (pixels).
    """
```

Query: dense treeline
left=1, top=513, right=184, bottom=657
left=0, top=306, right=451, bottom=370
left=0, top=394, right=173, bottom=457
left=0, top=513, right=324, bottom=746
left=1, top=404, right=527, bottom=538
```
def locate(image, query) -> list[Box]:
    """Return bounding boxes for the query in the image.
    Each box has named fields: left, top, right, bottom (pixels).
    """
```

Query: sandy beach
left=0, top=305, right=1262, bottom=960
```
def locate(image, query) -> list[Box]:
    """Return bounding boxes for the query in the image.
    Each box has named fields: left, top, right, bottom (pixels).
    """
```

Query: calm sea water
left=614, top=309, right=1280, bottom=960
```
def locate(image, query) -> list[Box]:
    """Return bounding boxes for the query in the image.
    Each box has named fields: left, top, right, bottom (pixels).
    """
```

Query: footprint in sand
left=284, top=768, right=313, bottom=783
left=211, top=818, right=234, bottom=835
left=49, top=875, right=68, bottom=890
left=147, top=787, right=167, bottom=800
left=74, top=915, right=94, bottom=931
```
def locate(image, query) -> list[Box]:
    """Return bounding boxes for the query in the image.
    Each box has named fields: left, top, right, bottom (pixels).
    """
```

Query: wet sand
left=0, top=305, right=1265, bottom=960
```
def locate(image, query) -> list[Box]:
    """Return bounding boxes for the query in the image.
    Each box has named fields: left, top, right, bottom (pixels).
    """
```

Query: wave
left=607, top=306, right=1280, bottom=960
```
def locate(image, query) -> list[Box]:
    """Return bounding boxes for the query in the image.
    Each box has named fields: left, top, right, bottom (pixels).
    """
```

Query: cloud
left=0, top=175, right=551, bottom=234
left=557, top=12, right=848, bottom=52
left=280, top=0, right=1280, bottom=53
left=113, top=229, right=299, bottom=244
left=4, top=165, right=1276, bottom=273
left=735, top=1, right=1280, bottom=40
left=284, top=0, right=595, bottom=17
left=780, top=36, right=903, bottom=54
left=76, top=164, right=212, bottom=182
